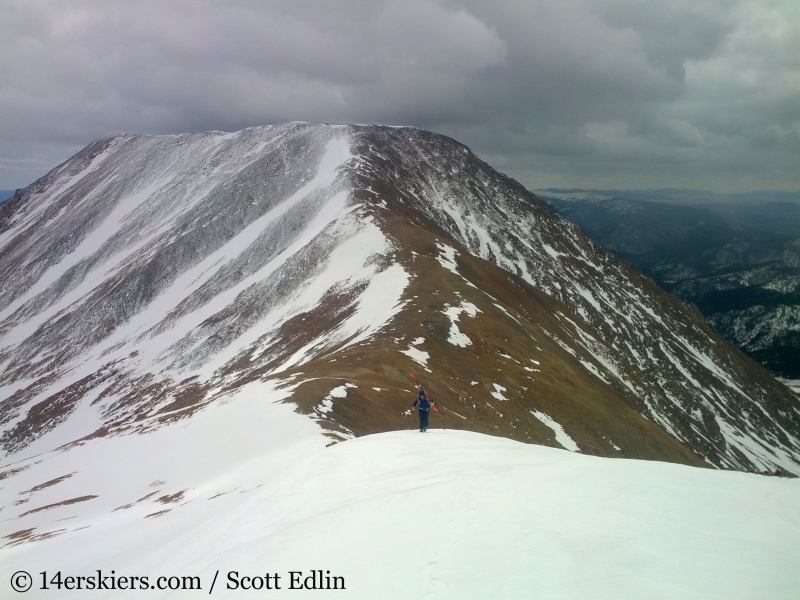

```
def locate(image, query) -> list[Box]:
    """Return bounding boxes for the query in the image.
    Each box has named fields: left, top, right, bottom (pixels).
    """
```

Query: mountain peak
left=1, top=123, right=798, bottom=477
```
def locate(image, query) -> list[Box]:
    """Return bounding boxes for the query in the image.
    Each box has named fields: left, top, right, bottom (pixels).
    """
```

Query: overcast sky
left=1, top=0, right=798, bottom=193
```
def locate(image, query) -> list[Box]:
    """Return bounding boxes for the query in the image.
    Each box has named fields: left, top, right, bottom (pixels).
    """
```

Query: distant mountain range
left=537, top=189, right=800, bottom=386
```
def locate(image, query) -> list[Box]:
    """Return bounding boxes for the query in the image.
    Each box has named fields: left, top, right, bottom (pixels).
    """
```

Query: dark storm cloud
left=1, top=0, right=798, bottom=191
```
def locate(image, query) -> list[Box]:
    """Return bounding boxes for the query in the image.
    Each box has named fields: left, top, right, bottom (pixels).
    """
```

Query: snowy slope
left=0, top=122, right=798, bottom=478
left=0, top=124, right=408, bottom=455
left=1, top=388, right=797, bottom=599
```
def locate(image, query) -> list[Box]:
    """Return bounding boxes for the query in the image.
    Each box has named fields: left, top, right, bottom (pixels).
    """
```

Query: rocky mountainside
left=538, top=191, right=800, bottom=383
left=1, top=123, right=799, bottom=482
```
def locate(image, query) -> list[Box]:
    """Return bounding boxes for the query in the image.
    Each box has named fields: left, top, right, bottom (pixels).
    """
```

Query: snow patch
left=443, top=301, right=481, bottom=347
left=435, top=242, right=459, bottom=274
left=328, top=383, right=356, bottom=399
left=316, top=383, right=357, bottom=416
left=530, top=410, right=580, bottom=452
left=401, top=338, right=430, bottom=368
left=541, top=243, right=564, bottom=259
left=491, top=384, right=508, bottom=401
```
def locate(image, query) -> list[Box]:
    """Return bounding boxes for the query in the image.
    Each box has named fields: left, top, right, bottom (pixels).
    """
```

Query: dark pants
left=419, top=408, right=430, bottom=432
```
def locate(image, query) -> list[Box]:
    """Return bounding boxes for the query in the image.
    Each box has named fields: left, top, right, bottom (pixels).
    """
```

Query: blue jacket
left=413, top=390, right=431, bottom=410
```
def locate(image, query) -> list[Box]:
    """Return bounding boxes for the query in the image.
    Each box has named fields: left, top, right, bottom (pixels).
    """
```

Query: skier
left=413, top=387, right=432, bottom=432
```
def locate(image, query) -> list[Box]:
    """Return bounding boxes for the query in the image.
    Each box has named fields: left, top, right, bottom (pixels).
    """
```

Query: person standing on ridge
left=413, top=387, right=432, bottom=432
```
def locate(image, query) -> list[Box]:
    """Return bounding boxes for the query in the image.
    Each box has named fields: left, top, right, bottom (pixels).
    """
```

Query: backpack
left=418, top=392, right=431, bottom=410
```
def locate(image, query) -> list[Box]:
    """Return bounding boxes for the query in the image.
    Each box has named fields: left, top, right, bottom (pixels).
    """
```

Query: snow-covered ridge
left=1, top=405, right=797, bottom=599
left=0, top=123, right=408, bottom=456
left=351, top=126, right=800, bottom=474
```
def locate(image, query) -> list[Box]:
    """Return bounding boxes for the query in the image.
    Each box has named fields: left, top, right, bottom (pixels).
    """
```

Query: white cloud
left=0, top=0, right=797, bottom=192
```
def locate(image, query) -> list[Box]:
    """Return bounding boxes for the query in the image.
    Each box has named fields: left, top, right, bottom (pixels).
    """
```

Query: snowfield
left=1, top=382, right=797, bottom=599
